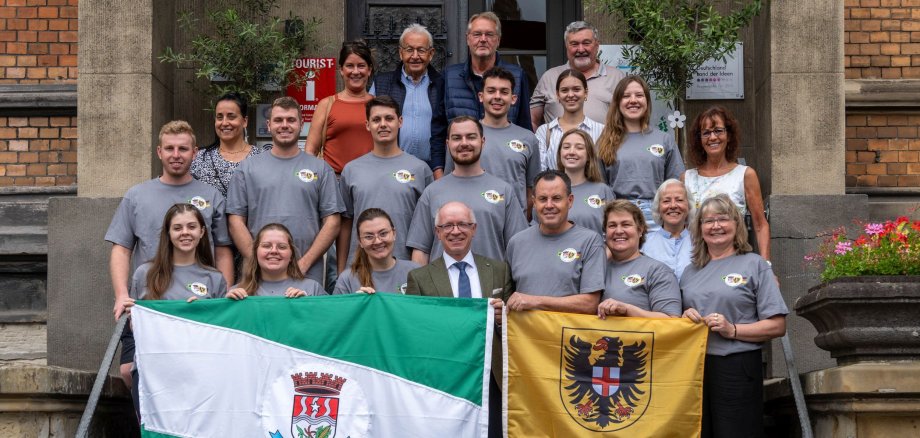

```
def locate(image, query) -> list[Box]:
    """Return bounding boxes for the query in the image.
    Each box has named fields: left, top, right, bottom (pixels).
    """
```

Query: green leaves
left=158, top=0, right=320, bottom=107
left=588, top=0, right=762, bottom=102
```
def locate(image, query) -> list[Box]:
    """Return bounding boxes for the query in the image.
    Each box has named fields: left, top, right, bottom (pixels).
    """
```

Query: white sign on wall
left=686, top=43, right=744, bottom=100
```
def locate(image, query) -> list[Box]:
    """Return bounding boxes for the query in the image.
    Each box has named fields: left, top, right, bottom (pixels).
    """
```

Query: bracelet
left=731, top=322, right=738, bottom=339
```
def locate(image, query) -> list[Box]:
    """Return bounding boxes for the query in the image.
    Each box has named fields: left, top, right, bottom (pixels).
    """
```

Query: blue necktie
left=455, top=261, right=472, bottom=298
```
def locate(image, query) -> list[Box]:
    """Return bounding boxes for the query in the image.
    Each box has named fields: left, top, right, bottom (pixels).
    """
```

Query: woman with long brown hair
left=551, top=128, right=614, bottom=235
left=333, top=208, right=419, bottom=294
left=596, top=75, right=684, bottom=229
left=226, top=223, right=324, bottom=299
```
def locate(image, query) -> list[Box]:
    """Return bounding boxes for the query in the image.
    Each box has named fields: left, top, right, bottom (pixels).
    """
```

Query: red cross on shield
left=592, top=366, right=620, bottom=397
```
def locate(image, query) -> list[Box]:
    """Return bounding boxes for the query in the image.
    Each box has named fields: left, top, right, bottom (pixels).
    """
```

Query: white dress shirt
left=442, top=251, right=483, bottom=298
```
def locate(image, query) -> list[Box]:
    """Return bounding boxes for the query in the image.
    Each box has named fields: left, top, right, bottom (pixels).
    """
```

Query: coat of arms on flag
left=506, top=311, right=707, bottom=437
left=561, top=328, right=653, bottom=431
left=290, top=372, right=346, bottom=438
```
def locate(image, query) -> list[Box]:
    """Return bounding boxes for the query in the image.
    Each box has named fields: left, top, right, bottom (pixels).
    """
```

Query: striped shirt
left=536, top=116, right=605, bottom=170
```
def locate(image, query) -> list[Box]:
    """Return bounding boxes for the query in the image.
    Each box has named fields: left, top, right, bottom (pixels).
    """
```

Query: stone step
left=0, top=225, right=47, bottom=255
left=0, top=201, right=48, bottom=227
left=867, top=198, right=920, bottom=222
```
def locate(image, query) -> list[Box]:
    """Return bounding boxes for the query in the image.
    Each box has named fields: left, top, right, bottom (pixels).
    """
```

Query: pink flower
left=865, top=223, right=884, bottom=236
left=835, top=241, right=853, bottom=255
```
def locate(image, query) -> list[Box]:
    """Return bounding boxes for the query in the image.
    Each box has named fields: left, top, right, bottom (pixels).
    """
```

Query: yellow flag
left=504, top=311, right=708, bottom=438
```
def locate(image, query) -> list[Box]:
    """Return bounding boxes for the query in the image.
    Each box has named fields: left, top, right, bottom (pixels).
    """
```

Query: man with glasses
left=336, top=96, right=433, bottom=271
left=407, top=116, right=527, bottom=265
left=530, top=21, right=626, bottom=129
left=405, top=199, right=510, bottom=438
left=443, top=12, right=532, bottom=131
left=372, top=24, right=448, bottom=178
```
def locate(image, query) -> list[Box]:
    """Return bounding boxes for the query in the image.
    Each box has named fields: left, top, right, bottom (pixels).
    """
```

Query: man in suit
left=405, top=200, right=509, bottom=438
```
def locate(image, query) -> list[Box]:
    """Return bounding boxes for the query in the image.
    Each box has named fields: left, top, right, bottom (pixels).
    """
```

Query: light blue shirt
left=641, top=227, right=692, bottom=280
left=398, top=70, right=433, bottom=162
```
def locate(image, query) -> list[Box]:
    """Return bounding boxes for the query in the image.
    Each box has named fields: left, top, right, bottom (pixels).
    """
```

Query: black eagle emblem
left=563, top=335, right=648, bottom=428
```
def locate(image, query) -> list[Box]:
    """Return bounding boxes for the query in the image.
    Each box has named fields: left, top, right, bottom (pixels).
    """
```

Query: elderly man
left=506, top=170, right=605, bottom=314
left=530, top=21, right=626, bottom=129
left=405, top=200, right=510, bottom=438
left=443, top=12, right=532, bottom=131
left=407, top=116, right=527, bottom=265
left=372, top=24, right=448, bottom=177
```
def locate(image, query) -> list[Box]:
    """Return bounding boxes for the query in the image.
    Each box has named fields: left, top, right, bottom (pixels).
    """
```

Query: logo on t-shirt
left=188, top=196, right=210, bottom=210
left=584, top=195, right=605, bottom=209
left=508, top=139, right=527, bottom=153
left=622, top=274, right=645, bottom=287
left=647, top=144, right=665, bottom=157
left=393, top=169, right=416, bottom=183
left=187, top=282, right=208, bottom=296
left=295, top=169, right=317, bottom=183
left=482, top=190, right=505, bottom=204
left=398, top=282, right=408, bottom=294
left=558, top=248, right=581, bottom=263
left=722, top=273, right=748, bottom=287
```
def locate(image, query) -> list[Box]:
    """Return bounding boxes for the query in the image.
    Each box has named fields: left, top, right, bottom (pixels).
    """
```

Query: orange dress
left=323, top=95, right=373, bottom=173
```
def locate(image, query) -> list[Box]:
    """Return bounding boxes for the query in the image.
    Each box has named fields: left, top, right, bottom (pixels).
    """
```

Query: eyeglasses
left=359, top=229, right=393, bottom=243
left=435, top=222, right=476, bottom=232
left=701, top=216, right=733, bottom=226
left=401, top=46, right=431, bottom=56
left=469, top=31, right=498, bottom=40
left=700, top=128, right=727, bottom=138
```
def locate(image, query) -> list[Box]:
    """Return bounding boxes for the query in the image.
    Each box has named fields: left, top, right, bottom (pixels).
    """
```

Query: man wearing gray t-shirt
left=506, top=170, right=604, bottom=314
left=407, top=116, right=527, bottom=265
left=106, top=120, right=233, bottom=320
left=227, top=97, right=344, bottom=283
left=444, top=67, right=540, bottom=217
left=337, top=96, right=433, bottom=271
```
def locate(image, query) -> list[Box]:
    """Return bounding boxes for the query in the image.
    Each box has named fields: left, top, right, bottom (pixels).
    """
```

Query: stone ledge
left=845, top=79, right=920, bottom=109
left=0, top=365, right=129, bottom=400
left=0, top=85, right=77, bottom=111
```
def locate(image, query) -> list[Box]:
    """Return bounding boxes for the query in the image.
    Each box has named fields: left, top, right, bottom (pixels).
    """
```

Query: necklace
left=220, top=145, right=250, bottom=155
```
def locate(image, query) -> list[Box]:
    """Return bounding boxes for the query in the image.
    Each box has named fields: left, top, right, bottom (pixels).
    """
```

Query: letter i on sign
left=305, top=70, right=316, bottom=102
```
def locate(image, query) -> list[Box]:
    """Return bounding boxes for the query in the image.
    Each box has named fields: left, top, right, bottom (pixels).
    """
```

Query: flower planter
left=795, top=276, right=920, bottom=365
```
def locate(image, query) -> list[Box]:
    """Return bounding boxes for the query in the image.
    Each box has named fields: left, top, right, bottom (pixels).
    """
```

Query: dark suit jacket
left=405, top=253, right=513, bottom=382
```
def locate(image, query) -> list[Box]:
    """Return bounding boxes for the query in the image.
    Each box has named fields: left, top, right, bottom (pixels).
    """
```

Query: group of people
left=104, top=13, right=786, bottom=438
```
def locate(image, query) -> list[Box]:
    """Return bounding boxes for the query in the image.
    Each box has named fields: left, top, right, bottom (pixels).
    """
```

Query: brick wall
left=846, top=113, right=920, bottom=187
left=0, top=0, right=78, bottom=84
left=0, top=115, right=76, bottom=186
left=845, top=0, right=920, bottom=80
left=0, top=0, right=77, bottom=187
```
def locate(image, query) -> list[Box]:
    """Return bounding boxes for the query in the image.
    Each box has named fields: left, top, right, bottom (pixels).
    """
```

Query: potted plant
left=796, top=216, right=920, bottom=365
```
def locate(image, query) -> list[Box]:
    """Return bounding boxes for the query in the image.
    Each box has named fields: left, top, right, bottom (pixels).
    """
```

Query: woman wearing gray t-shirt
left=596, top=76, right=685, bottom=230
left=227, top=223, right=324, bottom=300
left=597, top=200, right=681, bottom=319
left=334, top=208, right=419, bottom=294
left=680, top=194, right=787, bottom=437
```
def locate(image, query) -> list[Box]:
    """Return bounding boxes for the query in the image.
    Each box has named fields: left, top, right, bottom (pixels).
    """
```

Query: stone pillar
left=754, top=0, right=869, bottom=376
left=47, top=0, right=176, bottom=370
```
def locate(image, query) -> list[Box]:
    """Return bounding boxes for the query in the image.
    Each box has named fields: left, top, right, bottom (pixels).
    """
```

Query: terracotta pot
left=795, top=276, right=920, bottom=365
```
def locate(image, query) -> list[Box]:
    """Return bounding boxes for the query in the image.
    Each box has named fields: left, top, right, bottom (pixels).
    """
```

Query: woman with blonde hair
left=596, top=75, right=684, bottom=229
left=226, top=223, right=324, bottom=299
left=681, top=194, right=787, bottom=437
left=334, top=208, right=419, bottom=294
left=551, top=128, right=614, bottom=235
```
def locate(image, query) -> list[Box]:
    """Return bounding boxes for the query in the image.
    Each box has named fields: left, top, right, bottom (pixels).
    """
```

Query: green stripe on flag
left=136, top=293, right=489, bottom=405
left=140, top=425, right=179, bottom=437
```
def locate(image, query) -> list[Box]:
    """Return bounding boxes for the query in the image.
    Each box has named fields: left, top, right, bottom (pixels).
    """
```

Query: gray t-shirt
left=250, top=278, right=325, bottom=297
left=604, top=130, right=685, bottom=200
left=569, top=182, right=615, bottom=235
left=604, top=255, right=682, bottom=316
left=680, top=253, right=789, bottom=356
left=506, top=225, right=605, bottom=297
left=226, top=151, right=345, bottom=282
left=444, top=124, right=540, bottom=212
left=105, top=178, right=232, bottom=272
left=333, top=259, right=420, bottom=295
left=339, top=152, right=433, bottom=262
left=130, top=262, right=227, bottom=301
left=406, top=173, right=527, bottom=261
